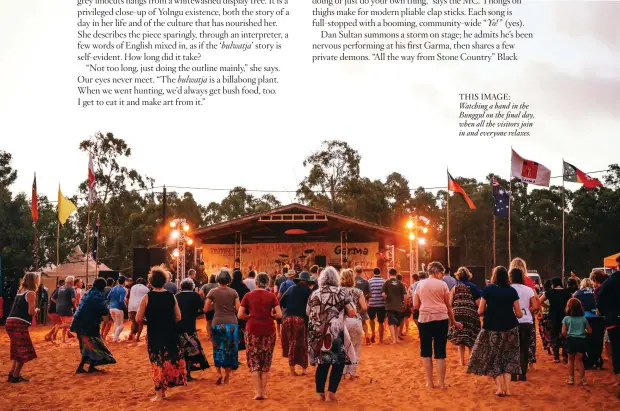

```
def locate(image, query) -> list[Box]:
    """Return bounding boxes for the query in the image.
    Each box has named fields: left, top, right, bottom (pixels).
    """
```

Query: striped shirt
left=368, top=275, right=386, bottom=308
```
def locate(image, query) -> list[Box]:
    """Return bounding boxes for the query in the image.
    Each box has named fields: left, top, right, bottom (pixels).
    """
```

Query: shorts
left=418, top=319, right=449, bottom=359
left=205, top=311, right=215, bottom=322
left=367, top=307, right=386, bottom=323
left=387, top=310, right=402, bottom=326
left=101, top=314, right=111, bottom=322
left=566, top=336, right=587, bottom=354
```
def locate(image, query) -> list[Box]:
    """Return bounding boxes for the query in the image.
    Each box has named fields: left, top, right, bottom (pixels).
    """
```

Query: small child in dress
left=562, top=298, right=592, bottom=385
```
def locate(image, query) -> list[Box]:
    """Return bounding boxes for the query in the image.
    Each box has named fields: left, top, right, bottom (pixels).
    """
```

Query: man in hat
left=277, top=269, right=298, bottom=299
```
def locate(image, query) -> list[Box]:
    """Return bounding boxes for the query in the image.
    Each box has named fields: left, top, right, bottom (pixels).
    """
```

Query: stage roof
left=194, top=203, right=403, bottom=245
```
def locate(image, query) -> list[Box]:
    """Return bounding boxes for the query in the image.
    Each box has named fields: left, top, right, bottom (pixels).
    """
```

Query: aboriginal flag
left=448, top=172, right=476, bottom=210
left=563, top=161, right=603, bottom=189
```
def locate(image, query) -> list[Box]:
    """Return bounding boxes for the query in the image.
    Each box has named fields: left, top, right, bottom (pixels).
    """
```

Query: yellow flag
left=58, top=185, right=77, bottom=225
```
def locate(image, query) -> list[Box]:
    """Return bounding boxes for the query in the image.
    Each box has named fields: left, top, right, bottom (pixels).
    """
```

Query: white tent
left=40, top=246, right=111, bottom=288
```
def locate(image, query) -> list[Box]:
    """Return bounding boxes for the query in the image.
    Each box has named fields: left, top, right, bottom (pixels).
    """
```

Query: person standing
left=6, top=273, right=40, bottom=383
left=127, top=278, right=149, bottom=342
left=56, top=276, right=77, bottom=343
left=244, top=270, right=257, bottom=292
left=341, top=269, right=367, bottom=379
left=101, top=278, right=115, bottom=341
left=367, top=267, right=386, bottom=344
left=447, top=267, right=481, bottom=366
left=509, top=268, right=539, bottom=382
left=71, top=278, right=116, bottom=374
left=596, top=256, right=620, bottom=391
left=382, top=268, right=407, bottom=344
left=230, top=270, right=251, bottom=351
left=200, top=274, right=218, bottom=339
left=163, top=274, right=178, bottom=294
left=205, top=269, right=241, bottom=385
left=188, top=269, right=200, bottom=292
left=414, top=262, right=462, bottom=389
left=137, top=267, right=187, bottom=401
left=354, top=266, right=371, bottom=345
left=108, top=275, right=128, bottom=342
left=74, top=278, right=84, bottom=308
left=467, top=266, right=522, bottom=397
left=36, top=284, right=48, bottom=325
left=238, top=273, right=282, bottom=400
left=280, top=271, right=315, bottom=376
left=307, top=267, right=356, bottom=402
left=574, top=278, right=604, bottom=369
left=176, top=279, right=210, bottom=381
left=563, top=298, right=592, bottom=386
left=540, top=277, right=572, bottom=363
left=45, top=280, right=64, bottom=342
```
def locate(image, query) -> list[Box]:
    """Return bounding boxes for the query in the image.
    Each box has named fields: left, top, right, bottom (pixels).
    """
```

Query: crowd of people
left=4, top=257, right=620, bottom=402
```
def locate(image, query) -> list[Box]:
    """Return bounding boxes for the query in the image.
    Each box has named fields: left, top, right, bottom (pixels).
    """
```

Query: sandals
left=567, top=376, right=574, bottom=385
left=215, top=376, right=223, bottom=385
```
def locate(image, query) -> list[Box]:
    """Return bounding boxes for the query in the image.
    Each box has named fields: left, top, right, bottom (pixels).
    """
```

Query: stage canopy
left=604, top=252, right=620, bottom=268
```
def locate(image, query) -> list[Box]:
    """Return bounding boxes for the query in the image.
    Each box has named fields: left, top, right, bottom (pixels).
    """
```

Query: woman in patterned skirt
left=71, top=278, right=116, bottom=374
left=6, top=273, right=40, bottom=383
left=467, top=266, right=523, bottom=397
left=307, top=267, right=357, bottom=402
left=137, top=267, right=186, bottom=402
left=176, top=279, right=210, bottom=381
left=340, top=269, right=367, bottom=379
left=238, top=273, right=282, bottom=400
left=538, top=280, right=553, bottom=354
left=280, top=271, right=315, bottom=376
left=205, top=268, right=241, bottom=385
left=447, top=267, right=482, bottom=366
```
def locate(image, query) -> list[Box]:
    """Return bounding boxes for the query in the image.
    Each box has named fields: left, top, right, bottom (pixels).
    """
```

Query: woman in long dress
left=137, top=267, right=187, bottom=402
left=176, top=279, right=210, bottom=381
left=230, top=270, right=250, bottom=351
left=307, top=266, right=356, bottom=402
left=467, top=266, right=522, bottom=397
left=447, top=267, right=481, bottom=366
left=71, top=277, right=116, bottom=374
left=205, top=269, right=241, bottom=385
left=340, top=269, right=367, bottom=379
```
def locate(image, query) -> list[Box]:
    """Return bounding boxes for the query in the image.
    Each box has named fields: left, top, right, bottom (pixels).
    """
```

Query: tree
left=0, top=151, right=17, bottom=189
left=204, top=187, right=281, bottom=225
left=297, top=140, right=361, bottom=212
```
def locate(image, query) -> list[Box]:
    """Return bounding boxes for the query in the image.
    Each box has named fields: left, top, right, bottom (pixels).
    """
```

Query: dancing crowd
left=4, top=256, right=620, bottom=401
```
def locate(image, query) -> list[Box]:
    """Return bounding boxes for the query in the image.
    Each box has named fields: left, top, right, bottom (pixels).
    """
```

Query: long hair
left=566, top=298, right=584, bottom=317
left=491, top=266, right=510, bottom=287
left=509, top=258, right=527, bottom=276
left=21, top=272, right=40, bottom=292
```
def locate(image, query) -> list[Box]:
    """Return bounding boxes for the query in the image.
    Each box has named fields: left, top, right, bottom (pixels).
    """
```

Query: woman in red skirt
left=6, top=272, right=40, bottom=383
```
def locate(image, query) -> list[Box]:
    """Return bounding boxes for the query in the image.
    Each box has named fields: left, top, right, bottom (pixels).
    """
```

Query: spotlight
left=169, top=221, right=176, bottom=228
left=183, top=223, right=190, bottom=232
left=405, top=220, right=414, bottom=229
left=187, top=238, right=193, bottom=246
left=409, top=233, right=415, bottom=241
left=173, top=249, right=179, bottom=257
left=171, top=230, right=179, bottom=239
left=418, top=238, right=426, bottom=245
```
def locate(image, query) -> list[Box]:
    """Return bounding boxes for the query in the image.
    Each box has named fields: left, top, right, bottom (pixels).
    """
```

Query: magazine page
left=1, top=0, right=619, bottom=409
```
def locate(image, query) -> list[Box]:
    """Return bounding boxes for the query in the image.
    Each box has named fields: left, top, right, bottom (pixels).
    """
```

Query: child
left=562, top=298, right=592, bottom=385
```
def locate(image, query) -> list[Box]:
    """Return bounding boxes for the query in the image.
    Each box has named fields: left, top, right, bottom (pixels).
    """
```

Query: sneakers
left=567, top=376, right=574, bottom=385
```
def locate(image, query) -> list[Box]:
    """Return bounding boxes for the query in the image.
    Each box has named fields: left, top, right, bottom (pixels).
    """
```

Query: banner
left=201, top=242, right=379, bottom=274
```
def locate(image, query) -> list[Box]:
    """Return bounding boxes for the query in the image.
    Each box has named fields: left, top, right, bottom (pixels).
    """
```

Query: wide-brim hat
left=294, top=271, right=316, bottom=283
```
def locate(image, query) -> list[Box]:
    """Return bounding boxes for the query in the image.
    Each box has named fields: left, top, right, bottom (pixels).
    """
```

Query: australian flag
left=492, top=178, right=510, bottom=217
left=92, top=216, right=100, bottom=261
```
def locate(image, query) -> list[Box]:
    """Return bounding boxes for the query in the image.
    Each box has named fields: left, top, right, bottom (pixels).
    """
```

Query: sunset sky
left=1, top=1, right=618, bottom=208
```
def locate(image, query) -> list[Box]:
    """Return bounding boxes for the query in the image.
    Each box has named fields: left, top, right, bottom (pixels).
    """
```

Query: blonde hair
left=456, top=267, right=472, bottom=281
left=580, top=278, right=594, bottom=289
left=21, top=272, right=40, bottom=292
left=509, top=258, right=527, bottom=275
left=340, top=269, right=355, bottom=288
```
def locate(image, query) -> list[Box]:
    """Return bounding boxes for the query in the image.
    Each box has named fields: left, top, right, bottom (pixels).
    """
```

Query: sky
left=0, top=1, right=618, bottom=208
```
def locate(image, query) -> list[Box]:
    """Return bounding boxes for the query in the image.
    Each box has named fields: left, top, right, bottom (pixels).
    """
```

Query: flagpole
left=56, top=220, right=60, bottom=273
left=446, top=170, right=451, bottom=272
left=562, top=169, right=566, bottom=286
left=85, top=205, right=91, bottom=288
left=493, top=214, right=496, bottom=268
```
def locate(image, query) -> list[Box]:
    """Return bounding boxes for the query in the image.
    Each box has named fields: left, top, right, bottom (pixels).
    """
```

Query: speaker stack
left=430, top=246, right=461, bottom=274
left=133, top=248, right=166, bottom=280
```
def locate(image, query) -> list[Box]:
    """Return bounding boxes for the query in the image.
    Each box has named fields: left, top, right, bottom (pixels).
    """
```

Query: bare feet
left=215, top=376, right=223, bottom=385
left=223, top=375, right=230, bottom=384
left=326, top=393, right=338, bottom=402
left=253, top=395, right=263, bottom=400
left=438, top=384, right=447, bottom=390
left=317, top=394, right=326, bottom=401
left=301, top=369, right=308, bottom=376
left=425, top=383, right=434, bottom=389
left=151, top=393, right=164, bottom=402
left=290, top=371, right=298, bottom=377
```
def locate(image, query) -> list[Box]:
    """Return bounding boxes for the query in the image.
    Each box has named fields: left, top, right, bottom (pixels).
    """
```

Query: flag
left=563, top=161, right=603, bottom=189
left=88, top=153, right=96, bottom=203
left=58, top=185, right=77, bottom=225
left=31, top=174, right=38, bottom=223
left=92, top=215, right=100, bottom=261
left=448, top=172, right=476, bottom=210
left=511, top=149, right=551, bottom=187
left=492, top=178, right=510, bottom=217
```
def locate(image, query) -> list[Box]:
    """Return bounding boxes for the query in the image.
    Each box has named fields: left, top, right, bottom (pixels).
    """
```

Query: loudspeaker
left=314, top=255, right=327, bottom=268
left=148, top=247, right=165, bottom=267
left=98, top=270, right=120, bottom=280
left=430, top=246, right=460, bottom=273
left=467, top=266, right=487, bottom=290
left=133, top=248, right=150, bottom=280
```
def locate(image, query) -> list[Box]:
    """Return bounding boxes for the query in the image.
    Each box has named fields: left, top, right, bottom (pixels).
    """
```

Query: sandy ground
left=1, top=319, right=619, bottom=411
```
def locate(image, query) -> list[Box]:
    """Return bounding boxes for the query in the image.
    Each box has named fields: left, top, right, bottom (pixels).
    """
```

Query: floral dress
left=306, top=286, right=355, bottom=366
left=448, top=281, right=481, bottom=348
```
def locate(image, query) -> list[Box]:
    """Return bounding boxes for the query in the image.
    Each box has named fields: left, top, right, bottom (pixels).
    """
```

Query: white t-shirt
left=243, top=278, right=256, bottom=292
left=128, top=284, right=149, bottom=312
left=511, top=283, right=535, bottom=324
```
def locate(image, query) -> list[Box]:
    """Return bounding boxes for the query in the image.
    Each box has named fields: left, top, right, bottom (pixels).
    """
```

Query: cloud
left=553, top=1, right=620, bottom=47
